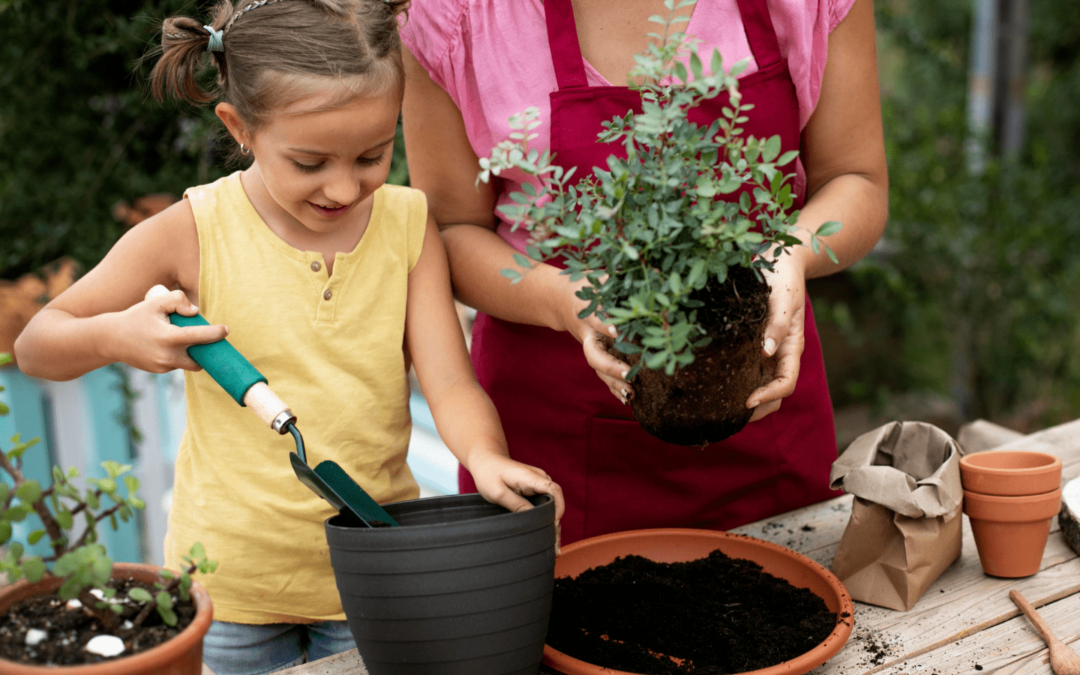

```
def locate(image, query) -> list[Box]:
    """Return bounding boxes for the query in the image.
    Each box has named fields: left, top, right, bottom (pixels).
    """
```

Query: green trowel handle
left=146, top=285, right=294, bottom=433
left=168, top=311, right=267, bottom=406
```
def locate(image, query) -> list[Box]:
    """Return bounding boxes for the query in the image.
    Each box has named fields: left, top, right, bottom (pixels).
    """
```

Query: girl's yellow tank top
left=164, top=172, right=424, bottom=623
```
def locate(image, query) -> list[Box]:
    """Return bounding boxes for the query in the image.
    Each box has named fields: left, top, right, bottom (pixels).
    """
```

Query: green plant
left=479, top=1, right=838, bottom=378
left=0, top=353, right=215, bottom=630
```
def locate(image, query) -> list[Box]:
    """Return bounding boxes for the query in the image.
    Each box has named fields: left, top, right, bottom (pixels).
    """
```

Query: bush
left=0, top=0, right=410, bottom=281
left=0, top=0, right=226, bottom=280
left=819, top=0, right=1080, bottom=429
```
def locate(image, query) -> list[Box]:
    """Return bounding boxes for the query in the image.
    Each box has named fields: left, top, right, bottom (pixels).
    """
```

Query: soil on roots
left=546, top=549, right=838, bottom=674
left=629, top=266, right=771, bottom=446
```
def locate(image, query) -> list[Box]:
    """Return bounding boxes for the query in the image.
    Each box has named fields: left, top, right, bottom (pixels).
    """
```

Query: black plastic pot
left=325, top=493, right=556, bottom=675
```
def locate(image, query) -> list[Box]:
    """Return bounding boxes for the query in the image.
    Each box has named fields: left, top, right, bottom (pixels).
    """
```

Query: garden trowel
left=145, top=285, right=399, bottom=528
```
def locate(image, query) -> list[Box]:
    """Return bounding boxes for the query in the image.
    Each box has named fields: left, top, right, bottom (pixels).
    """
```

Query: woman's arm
left=401, top=45, right=633, bottom=403
left=13, top=200, right=225, bottom=380
left=404, top=212, right=565, bottom=520
left=797, top=0, right=889, bottom=277
left=747, top=0, right=888, bottom=413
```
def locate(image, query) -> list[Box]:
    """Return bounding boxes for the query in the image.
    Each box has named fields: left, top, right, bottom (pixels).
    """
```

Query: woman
left=400, top=0, right=888, bottom=544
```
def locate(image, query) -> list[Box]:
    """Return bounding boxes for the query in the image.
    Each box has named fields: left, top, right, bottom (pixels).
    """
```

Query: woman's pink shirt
left=401, top=0, right=857, bottom=252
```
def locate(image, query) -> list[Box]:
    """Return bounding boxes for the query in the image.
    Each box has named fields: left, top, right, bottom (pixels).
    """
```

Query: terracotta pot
left=543, top=528, right=854, bottom=675
left=963, top=488, right=1062, bottom=578
left=959, top=450, right=1062, bottom=496
left=0, top=562, right=213, bottom=675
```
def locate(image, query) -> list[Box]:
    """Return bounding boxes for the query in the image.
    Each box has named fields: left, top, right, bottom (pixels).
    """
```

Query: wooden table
left=206, top=418, right=1080, bottom=675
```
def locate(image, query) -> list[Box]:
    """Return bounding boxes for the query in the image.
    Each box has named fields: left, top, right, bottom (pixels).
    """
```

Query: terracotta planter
left=0, top=562, right=213, bottom=675
left=959, top=450, right=1062, bottom=496
left=963, top=488, right=1062, bottom=577
left=544, top=529, right=854, bottom=675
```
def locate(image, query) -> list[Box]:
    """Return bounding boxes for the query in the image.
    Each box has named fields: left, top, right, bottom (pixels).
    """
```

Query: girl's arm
left=404, top=211, right=565, bottom=523
left=13, top=199, right=226, bottom=380
left=401, top=46, right=633, bottom=405
left=746, top=0, right=889, bottom=417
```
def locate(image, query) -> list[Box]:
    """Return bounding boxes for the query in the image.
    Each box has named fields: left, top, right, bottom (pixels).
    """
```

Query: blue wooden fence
left=0, top=365, right=458, bottom=566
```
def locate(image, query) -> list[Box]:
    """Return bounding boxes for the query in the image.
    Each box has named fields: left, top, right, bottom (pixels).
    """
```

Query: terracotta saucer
left=543, top=528, right=854, bottom=675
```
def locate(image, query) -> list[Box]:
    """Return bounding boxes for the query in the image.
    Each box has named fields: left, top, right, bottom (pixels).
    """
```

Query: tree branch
left=0, top=451, right=66, bottom=556
left=71, top=502, right=125, bottom=551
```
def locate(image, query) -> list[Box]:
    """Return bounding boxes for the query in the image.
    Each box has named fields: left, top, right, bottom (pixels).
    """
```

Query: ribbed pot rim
left=963, top=487, right=1062, bottom=522
left=0, top=562, right=213, bottom=674
left=325, top=493, right=555, bottom=551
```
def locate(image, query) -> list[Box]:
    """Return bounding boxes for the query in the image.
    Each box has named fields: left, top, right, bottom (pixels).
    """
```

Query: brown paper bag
left=829, top=422, right=963, bottom=611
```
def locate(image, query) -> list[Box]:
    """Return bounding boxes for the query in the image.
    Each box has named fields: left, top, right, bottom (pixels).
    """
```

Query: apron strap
left=735, top=0, right=784, bottom=69
left=545, top=0, right=589, bottom=89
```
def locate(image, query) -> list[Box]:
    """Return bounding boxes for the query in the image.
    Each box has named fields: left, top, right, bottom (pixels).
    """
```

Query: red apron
left=461, top=0, right=841, bottom=544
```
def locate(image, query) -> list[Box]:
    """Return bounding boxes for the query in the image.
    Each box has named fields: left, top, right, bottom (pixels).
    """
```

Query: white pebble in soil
left=121, top=620, right=134, bottom=630
left=66, top=599, right=83, bottom=610
left=85, top=635, right=125, bottom=657
left=88, top=589, right=106, bottom=601
left=24, top=629, right=48, bottom=646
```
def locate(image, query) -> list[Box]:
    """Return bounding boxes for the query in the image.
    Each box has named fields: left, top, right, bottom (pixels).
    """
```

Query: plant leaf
left=128, top=587, right=154, bottom=603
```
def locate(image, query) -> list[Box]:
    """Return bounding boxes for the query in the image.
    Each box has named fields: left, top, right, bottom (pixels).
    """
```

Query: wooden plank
left=871, top=586, right=1080, bottom=675
left=273, top=648, right=368, bottom=675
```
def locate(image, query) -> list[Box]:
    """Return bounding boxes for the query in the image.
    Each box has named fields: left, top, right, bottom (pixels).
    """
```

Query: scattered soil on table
left=546, top=549, right=838, bottom=674
left=0, top=576, right=195, bottom=665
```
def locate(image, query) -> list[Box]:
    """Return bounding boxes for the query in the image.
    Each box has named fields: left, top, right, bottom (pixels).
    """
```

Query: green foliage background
left=0, top=0, right=407, bottom=281
left=0, top=0, right=1078, bottom=430
left=0, top=0, right=221, bottom=279
left=815, top=0, right=1080, bottom=430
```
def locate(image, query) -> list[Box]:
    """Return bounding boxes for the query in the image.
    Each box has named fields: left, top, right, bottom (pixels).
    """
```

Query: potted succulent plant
left=479, top=12, right=839, bottom=446
left=0, top=354, right=215, bottom=674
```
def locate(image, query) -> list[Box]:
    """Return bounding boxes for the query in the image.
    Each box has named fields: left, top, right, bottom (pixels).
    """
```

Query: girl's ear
left=215, top=103, right=251, bottom=147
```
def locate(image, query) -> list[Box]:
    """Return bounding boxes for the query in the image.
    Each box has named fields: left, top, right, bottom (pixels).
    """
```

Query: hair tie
left=204, top=25, right=224, bottom=52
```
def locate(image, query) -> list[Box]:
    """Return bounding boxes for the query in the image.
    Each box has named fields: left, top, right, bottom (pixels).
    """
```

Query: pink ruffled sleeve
left=829, top=0, right=858, bottom=32
left=399, top=0, right=468, bottom=92
left=788, top=0, right=858, bottom=128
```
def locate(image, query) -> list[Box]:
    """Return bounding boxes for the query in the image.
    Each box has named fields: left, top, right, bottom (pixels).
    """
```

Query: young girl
left=14, top=0, right=564, bottom=672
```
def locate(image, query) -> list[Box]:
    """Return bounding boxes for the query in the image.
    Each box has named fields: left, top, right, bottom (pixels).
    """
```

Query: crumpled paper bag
left=829, top=422, right=963, bottom=611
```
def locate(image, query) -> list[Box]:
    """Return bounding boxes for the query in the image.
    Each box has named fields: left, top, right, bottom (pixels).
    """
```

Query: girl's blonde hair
left=150, top=0, right=408, bottom=159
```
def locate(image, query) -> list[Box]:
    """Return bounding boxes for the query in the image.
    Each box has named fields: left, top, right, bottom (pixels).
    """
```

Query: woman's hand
left=107, top=288, right=228, bottom=374
left=745, top=252, right=809, bottom=422
left=467, top=450, right=566, bottom=552
left=556, top=278, right=634, bottom=405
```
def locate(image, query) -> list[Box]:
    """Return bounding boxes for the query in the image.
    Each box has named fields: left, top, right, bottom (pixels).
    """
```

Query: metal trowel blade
left=312, top=460, right=400, bottom=527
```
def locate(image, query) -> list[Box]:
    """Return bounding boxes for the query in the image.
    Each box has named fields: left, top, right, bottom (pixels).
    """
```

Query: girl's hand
left=467, top=450, right=566, bottom=552
left=746, top=253, right=809, bottom=422
left=558, top=279, right=634, bottom=405
left=109, top=289, right=228, bottom=374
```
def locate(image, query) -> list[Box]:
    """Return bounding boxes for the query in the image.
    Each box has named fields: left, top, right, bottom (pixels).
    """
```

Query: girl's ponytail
left=150, top=2, right=233, bottom=104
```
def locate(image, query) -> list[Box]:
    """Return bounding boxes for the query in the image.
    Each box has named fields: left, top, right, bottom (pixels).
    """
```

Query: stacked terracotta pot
left=960, top=450, right=1063, bottom=577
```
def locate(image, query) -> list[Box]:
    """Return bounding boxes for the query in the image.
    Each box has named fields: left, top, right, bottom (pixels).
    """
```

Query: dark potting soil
left=629, top=265, right=771, bottom=446
left=546, top=548, right=838, bottom=674
left=0, top=576, right=195, bottom=665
